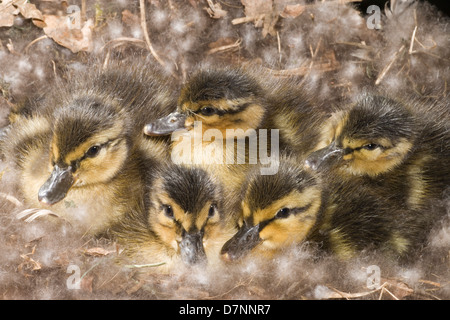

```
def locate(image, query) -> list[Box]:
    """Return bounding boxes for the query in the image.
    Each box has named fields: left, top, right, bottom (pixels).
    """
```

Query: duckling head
left=38, top=95, right=130, bottom=205
left=144, top=68, right=267, bottom=139
left=305, top=94, right=417, bottom=176
left=147, top=165, right=227, bottom=266
left=221, top=160, right=322, bottom=261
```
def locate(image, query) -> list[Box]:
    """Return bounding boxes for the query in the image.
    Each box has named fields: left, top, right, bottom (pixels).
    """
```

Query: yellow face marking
left=148, top=188, right=185, bottom=250
left=341, top=138, right=413, bottom=176
left=179, top=99, right=265, bottom=137
left=49, top=124, right=127, bottom=186
left=243, top=187, right=322, bottom=252
left=61, top=125, right=124, bottom=164
left=148, top=179, right=223, bottom=254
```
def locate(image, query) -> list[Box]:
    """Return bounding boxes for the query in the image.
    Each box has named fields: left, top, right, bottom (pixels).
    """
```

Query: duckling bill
left=38, top=163, right=74, bottom=205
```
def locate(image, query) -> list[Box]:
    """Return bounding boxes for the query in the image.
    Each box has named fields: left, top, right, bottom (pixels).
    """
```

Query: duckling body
left=1, top=60, right=176, bottom=234
left=112, top=164, right=236, bottom=273
left=305, top=93, right=450, bottom=212
left=143, top=66, right=331, bottom=211
left=221, top=155, right=442, bottom=262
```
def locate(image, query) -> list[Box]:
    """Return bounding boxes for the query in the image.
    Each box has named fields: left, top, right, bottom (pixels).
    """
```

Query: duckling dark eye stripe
left=78, top=140, right=111, bottom=162
left=292, top=204, right=311, bottom=215
left=196, top=102, right=252, bottom=117
left=225, top=102, right=252, bottom=115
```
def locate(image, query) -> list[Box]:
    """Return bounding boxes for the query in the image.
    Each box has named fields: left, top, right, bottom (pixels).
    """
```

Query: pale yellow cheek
left=259, top=219, right=316, bottom=251
left=77, top=148, right=127, bottom=185
left=357, top=149, right=383, bottom=161
left=154, top=225, right=179, bottom=251
left=185, top=117, right=195, bottom=128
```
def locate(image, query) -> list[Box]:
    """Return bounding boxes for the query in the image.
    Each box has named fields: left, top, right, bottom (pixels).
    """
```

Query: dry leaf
left=43, top=15, right=93, bottom=53
left=0, top=0, right=20, bottom=27
left=0, top=0, right=44, bottom=27
left=14, top=0, right=44, bottom=21
left=121, top=9, right=139, bottom=27
left=204, top=0, right=227, bottom=19
left=280, top=4, right=306, bottom=18
left=81, top=275, right=94, bottom=293
left=241, top=0, right=272, bottom=28
left=19, top=254, right=42, bottom=271
left=383, top=278, right=414, bottom=299
left=261, top=12, right=278, bottom=38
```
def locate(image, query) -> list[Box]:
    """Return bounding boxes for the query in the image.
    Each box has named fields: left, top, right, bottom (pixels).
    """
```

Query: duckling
left=220, top=155, right=441, bottom=262
left=143, top=66, right=331, bottom=196
left=1, top=59, right=176, bottom=235
left=145, top=66, right=331, bottom=153
left=112, top=164, right=236, bottom=272
left=304, top=93, right=450, bottom=211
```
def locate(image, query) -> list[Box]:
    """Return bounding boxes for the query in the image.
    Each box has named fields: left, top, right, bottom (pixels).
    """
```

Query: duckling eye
left=199, top=106, right=216, bottom=116
left=86, top=145, right=101, bottom=158
left=363, top=143, right=380, bottom=151
left=275, top=208, right=291, bottom=219
left=208, top=204, right=216, bottom=218
left=163, top=205, right=174, bottom=219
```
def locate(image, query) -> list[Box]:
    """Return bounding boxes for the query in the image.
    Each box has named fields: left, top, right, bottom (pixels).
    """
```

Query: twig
left=409, top=25, right=417, bottom=54
left=418, top=279, right=441, bottom=288
left=277, top=31, right=281, bottom=65
left=0, top=192, right=23, bottom=207
left=101, top=37, right=146, bottom=51
left=232, top=14, right=265, bottom=25
left=51, top=60, right=57, bottom=79
left=102, top=50, right=110, bottom=70
left=207, top=38, right=242, bottom=55
left=124, top=262, right=166, bottom=268
left=81, top=0, right=87, bottom=24
left=328, top=283, right=388, bottom=300
left=380, top=286, right=399, bottom=300
left=334, top=41, right=372, bottom=49
left=375, top=44, right=405, bottom=85
left=24, top=35, right=49, bottom=54
left=139, top=0, right=166, bottom=67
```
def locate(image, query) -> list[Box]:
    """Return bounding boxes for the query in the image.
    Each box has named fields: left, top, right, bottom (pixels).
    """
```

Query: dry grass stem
left=139, top=0, right=166, bottom=67
left=375, top=44, right=406, bottom=85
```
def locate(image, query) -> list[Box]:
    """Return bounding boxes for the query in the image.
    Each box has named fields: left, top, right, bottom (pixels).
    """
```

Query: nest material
left=0, top=0, right=449, bottom=300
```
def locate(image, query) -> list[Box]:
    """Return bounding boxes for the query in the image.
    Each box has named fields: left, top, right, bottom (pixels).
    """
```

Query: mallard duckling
left=1, top=60, right=176, bottom=234
left=112, top=164, right=236, bottom=272
left=220, top=156, right=440, bottom=262
left=144, top=66, right=330, bottom=155
left=304, top=93, right=450, bottom=211
left=143, top=66, right=331, bottom=199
